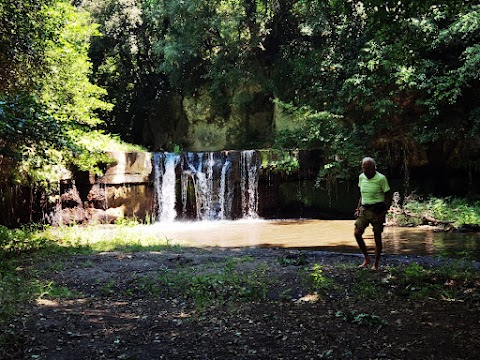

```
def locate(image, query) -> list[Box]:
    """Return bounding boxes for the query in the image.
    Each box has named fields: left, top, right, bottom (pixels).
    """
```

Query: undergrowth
left=391, top=195, right=480, bottom=228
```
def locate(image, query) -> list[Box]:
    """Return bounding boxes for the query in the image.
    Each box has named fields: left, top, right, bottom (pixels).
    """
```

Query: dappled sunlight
left=7, top=224, right=480, bottom=360
left=28, top=296, right=197, bottom=356
left=35, top=298, right=60, bottom=308
left=295, top=294, right=320, bottom=303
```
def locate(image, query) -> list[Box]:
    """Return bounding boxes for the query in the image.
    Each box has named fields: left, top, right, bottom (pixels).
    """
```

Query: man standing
left=354, top=157, right=392, bottom=270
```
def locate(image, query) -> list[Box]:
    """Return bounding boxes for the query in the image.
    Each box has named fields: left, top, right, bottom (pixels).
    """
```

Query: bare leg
left=354, top=227, right=371, bottom=268
left=372, top=232, right=383, bottom=270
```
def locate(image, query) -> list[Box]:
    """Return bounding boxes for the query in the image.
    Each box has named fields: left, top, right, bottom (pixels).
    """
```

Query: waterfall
left=240, top=150, right=259, bottom=219
left=186, top=152, right=211, bottom=220
left=180, top=156, right=189, bottom=217
left=218, top=152, right=233, bottom=220
left=206, top=152, right=215, bottom=219
left=153, top=152, right=180, bottom=222
left=154, top=150, right=259, bottom=222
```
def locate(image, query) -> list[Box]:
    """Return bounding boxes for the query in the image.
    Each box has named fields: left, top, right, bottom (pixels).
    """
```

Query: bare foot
left=371, top=264, right=379, bottom=271
left=358, top=259, right=371, bottom=269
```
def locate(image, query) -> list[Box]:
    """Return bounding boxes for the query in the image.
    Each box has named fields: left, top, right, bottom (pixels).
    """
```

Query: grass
left=309, top=264, right=336, bottom=296
left=335, top=310, right=388, bottom=326
left=1, top=223, right=480, bottom=351
left=333, top=261, right=480, bottom=302
left=40, top=225, right=182, bottom=253
left=89, top=259, right=273, bottom=308
left=0, top=224, right=182, bottom=330
left=350, top=269, right=383, bottom=299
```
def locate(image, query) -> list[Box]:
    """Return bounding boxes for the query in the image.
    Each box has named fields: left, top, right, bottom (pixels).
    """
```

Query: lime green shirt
left=358, top=172, right=390, bottom=205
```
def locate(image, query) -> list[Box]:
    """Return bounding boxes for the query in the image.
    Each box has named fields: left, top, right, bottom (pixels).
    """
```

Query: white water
left=153, top=153, right=180, bottom=222
left=240, top=150, right=259, bottom=219
left=218, top=155, right=232, bottom=220
left=154, top=150, right=260, bottom=222
left=185, top=152, right=211, bottom=220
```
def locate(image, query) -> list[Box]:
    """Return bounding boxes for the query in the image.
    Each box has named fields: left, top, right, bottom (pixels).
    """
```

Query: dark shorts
left=355, top=205, right=386, bottom=233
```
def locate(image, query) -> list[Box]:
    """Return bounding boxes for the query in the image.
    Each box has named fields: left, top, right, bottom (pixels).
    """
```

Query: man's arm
left=355, top=197, right=362, bottom=218
left=384, top=190, right=392, bottom=210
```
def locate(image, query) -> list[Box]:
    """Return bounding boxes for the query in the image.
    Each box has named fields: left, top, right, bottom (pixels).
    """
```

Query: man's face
left=362, top=160, right=376, bottom=179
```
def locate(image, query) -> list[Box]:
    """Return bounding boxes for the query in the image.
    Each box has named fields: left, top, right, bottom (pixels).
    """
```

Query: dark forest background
left=1, top=0, right=479, bottom=187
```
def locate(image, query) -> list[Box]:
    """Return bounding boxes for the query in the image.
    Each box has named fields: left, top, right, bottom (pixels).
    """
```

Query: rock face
left=52, top=152, right=157, bottom=225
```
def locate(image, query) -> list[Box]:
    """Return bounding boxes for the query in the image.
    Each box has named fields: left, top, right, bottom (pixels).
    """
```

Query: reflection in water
left=155, top=219, right=480, bottom=260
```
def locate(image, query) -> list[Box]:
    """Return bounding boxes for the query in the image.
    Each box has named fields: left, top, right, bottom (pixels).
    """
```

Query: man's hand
left=354, top=208, right=360, bottom=219
left=382, top=201, right=390, bottom=217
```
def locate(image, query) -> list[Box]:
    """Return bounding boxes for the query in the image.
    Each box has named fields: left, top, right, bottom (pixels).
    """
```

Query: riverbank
left=2, top=243, right=480, bottom=360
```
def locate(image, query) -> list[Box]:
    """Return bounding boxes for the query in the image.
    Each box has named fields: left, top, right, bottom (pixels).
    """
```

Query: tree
left=78, top=1, right=181, bottom=147
left=0, top=0, right=54, bottom=95
left=1, top=0, right=116, bottom=188
left=272, top=1, right=480, bottom=177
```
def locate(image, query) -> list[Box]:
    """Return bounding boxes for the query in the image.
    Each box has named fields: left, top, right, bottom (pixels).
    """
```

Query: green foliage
left=147, top=0, right=276, bottom=92
left=38, top=282, right=79, bottom=299
left=80, top=0, right=155, bottom=145
left=0, top=225, right=51, bottom=254
left=0, top=0, right=55, bottom=94
left=278, top=253, right=308, bottom=267
left=403, top=195, right=480, bottom=227
left=0, top=260, right=36, bottom=324
left=351, top=269, right=382, bottom=299
left=39, top=2, right=111, bottom=127
left=93, top=258, right=272, bottom=306
left=0, top=0, right=137, bottom=192
left=310, top=264, right=335, bottom=295
left=335, top=310, right=387, bottom=327
left=40, top=225, right=180, bottom=253
left=183, top=268, right=269, bottom=307
left=3, top=0, right=480, bottom=191
left=273, top=101, right=364, bottom=188
left=85, top=0, right=284, bottom=149
left=403, top=263, right=429, bottom=283
left=394, top=262, right=477, bottom=300
left=274, top=1, right=480, bottom=172
left=261, top=149, right=300, bottom=175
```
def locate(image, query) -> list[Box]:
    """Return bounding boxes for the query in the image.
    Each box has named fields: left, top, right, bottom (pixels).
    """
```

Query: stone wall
left=52, top=152, right=156, bottom=225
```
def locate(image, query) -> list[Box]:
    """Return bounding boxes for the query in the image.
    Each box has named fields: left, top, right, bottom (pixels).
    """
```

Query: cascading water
left=184, top=152, right=212, bottom=220
left=153, top=152, right=180, bottom=222
left=218, top=153, right=233, bottom=220
left=240, top=150, right=259, bottom=219
left=153, top=150, right=260, bottom=222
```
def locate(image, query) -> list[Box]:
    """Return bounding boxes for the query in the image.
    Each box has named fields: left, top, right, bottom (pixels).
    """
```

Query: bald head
left=362, top=157, right=376, bottom=166
left=361, top=157, right=376, bottom=178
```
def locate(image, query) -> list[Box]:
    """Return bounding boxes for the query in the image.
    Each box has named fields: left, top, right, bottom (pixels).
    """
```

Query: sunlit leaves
left=37, top=2, right=111, bottom=127
left=0, top=0, right=120, bottom=189
left=435, top=5, right=480, bottom=46
left=0, top=0, right=55, bottom=94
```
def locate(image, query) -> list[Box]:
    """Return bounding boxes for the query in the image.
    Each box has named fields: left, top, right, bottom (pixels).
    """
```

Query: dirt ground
left=4, top=247, right=480, bottom=360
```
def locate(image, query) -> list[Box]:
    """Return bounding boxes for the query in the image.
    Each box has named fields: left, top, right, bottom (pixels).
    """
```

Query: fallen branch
left=390, top=208, right=455, bottom=226
left=420, top=215, right=454, bottom=225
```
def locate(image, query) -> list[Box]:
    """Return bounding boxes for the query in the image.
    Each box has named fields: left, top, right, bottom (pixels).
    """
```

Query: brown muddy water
left=153, top=219, right=480, bottom=260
